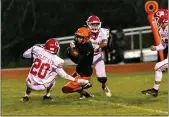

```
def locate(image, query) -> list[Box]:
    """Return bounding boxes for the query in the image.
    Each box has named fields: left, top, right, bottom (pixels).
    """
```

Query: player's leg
left=43, top=76, right=57, bottom=101
left=20, top=86, right=32, bottom=102
left=43, top=82, right=55, bottom=101
left=62, top=80, right=93, bottom=99
left=141, top=58, right=168, bottom=97
left=77, top=76, right=93, bottom=99
left=62, top=74, right=93, bottom=99
left=77, top=89, right=94, bottom=99
left=21, top=78, right=46, bottom=102
left=93, top=54, right=112, bottom=97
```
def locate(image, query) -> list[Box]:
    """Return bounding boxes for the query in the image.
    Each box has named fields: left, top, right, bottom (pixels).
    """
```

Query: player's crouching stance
left=62, top=27, right=94, bottom=99
left=141, top=9, right=168, bottom=97
left=20, top=39, right=89, bottom=102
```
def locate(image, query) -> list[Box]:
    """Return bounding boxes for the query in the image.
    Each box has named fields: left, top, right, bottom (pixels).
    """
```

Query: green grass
left=1, top=72, right=168, bottom=116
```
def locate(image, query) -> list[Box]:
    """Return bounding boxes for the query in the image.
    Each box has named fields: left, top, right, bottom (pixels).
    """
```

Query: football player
left=86, top=15, right=112, bottom=97
left=20, top=38, right=89, bottom=102
left=62, top=27, right=94, bottom=99
left=141, top=9, right=168, bottom=97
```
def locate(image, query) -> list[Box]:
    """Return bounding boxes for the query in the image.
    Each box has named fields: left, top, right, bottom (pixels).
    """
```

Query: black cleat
left=141, top=88, right=158, bottom=97
left=20, top=96, right=29, bottom=102
left=43, top=95, right=54, bottom=101
left=79, top=93, right=94, bottom=99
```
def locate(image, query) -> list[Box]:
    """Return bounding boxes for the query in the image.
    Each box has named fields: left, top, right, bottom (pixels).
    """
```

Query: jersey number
left=30, top=58, right=50, bottom=79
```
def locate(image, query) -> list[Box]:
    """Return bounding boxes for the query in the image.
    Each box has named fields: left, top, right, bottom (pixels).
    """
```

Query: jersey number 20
left=30, top=58, right=50, bottom=79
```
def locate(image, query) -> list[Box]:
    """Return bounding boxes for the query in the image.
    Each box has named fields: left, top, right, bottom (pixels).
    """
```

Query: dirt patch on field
left=1, top=62, right=155, bottom=79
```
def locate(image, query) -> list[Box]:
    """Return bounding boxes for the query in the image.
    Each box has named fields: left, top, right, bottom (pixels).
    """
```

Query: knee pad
left=97, top=77, right=107, bottom=83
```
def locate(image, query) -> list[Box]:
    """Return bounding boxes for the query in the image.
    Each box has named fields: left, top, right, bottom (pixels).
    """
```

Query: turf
left=1, top=72, right=168, bottom=116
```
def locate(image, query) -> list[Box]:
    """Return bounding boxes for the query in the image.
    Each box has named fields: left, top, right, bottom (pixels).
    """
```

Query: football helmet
left=86, top=15, right=101, bottom=33
left=44, top=38, right=60, bottom=54
left=154, top=9, right=168, bottom=27
left=74, top=27, right=90, bottom=43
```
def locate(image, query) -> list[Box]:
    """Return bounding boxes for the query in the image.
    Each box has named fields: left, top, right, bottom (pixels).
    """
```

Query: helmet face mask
left=74, top=27, right=90, bottom=44
left=88, top=23, right=101, bottom=33
left=44, top=38, right=60, bottom=54
left=86, top=15, right=101, bottom=33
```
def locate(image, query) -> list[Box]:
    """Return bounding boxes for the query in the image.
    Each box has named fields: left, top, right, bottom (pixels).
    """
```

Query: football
left=68, top=47, right=79, bottom=57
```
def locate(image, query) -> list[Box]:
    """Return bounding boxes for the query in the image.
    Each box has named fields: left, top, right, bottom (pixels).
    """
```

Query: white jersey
left=156, top=25, right=168, bottom=51
left=90, top=28, right=109, bottom=55
left=23, top=45, right=65, bottom=85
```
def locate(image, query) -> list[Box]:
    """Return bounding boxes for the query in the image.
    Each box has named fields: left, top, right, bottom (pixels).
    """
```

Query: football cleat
left=79, top=93, right=95, bottom=99
left=102, top=86, right=112, bottom=97
left=20, top=96, right=29, bottom=102
left=141, top=88, right=158, bottom=97
left=43, top=95, right=54, bottom=101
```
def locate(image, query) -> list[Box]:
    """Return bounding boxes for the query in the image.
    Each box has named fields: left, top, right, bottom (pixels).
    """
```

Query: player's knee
left=97, top=77, right=107, bottom=83
left=154, top=63, right=160, bottom=71
left=82, top=82, right=92, bottom=89
left=154, top=63, right=165, bottom=72
left=62, top=86, right=70, bottom=93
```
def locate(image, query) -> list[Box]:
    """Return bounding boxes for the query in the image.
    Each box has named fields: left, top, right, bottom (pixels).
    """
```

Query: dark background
left=2, top=0, right=168, bottom=68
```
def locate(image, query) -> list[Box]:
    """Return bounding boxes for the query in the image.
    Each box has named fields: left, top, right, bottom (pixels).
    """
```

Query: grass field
left=2, top=72, right=168, bottom=116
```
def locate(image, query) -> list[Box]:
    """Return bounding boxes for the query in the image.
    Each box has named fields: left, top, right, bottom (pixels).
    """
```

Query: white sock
left=24, top=92, right=29, bottom=97
left=46, top=93, right=50, bottom=97
left=155, top=71, right=162, bottom=82
left=153, top=71, right=162, bottom=90
left=153, top=84, right=160, bottom=90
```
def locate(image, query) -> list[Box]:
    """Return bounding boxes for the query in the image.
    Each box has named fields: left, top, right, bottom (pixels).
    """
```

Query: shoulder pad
left=54, top=55, right=65, bottom=68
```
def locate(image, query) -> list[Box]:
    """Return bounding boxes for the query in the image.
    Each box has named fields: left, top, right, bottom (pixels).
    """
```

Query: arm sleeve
left=155, top=41, right=166, bottom=51
left=23, top=47, right=34, bottom=58
left=55, top=68, right=75, bottom=81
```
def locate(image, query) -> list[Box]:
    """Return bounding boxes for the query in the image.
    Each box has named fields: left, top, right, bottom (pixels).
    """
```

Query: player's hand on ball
left=150, top=45, right=156, bottom=51
left=70, top=41, right=75, bottom=48
left=68, top=47, right=79, bottom=57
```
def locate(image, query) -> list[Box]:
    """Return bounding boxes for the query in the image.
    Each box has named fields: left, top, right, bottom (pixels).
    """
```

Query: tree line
left=1, top=0, right=168, bottom=68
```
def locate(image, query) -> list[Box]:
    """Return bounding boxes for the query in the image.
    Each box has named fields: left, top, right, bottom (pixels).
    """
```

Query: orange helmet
left=75, top=27, right=90, bottom=37
left=74, top=27, right=90, bottom=43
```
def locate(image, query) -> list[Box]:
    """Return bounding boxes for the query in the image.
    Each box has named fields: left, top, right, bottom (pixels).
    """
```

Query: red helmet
left=154, top=9, right=168, bottom=27
left=44, top=38, right=60, bottom=54
left=86, top=15, right=101, bottom=33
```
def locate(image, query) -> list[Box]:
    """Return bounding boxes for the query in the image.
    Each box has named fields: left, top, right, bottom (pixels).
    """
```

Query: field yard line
left=88, top=99, right=168, bottom=115
left=6, top=90, right=168, bottom=115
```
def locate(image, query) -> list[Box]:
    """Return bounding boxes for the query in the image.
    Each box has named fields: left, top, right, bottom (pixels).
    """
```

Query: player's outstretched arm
left=55, top=68, right=89, bottom=85
left=56, top=67, right=75, bottom=81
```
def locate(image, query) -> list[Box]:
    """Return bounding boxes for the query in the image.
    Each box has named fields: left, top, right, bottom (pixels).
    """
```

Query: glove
left=70, top=41, right=75, bottom=48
